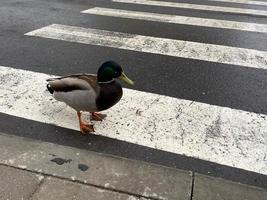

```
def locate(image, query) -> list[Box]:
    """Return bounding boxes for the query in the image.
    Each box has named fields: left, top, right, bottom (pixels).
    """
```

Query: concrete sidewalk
left=0, top=133, right=266, bottom=200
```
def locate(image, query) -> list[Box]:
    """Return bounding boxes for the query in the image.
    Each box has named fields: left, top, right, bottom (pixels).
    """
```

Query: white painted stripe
left=208, top=0, right=267, bottom=6
left=0, top=66, right=266, bottom=174
left=25, top=24, right=267, bottom=70
left=82, top=7, right=267, bottom=34
left=113, top=0, right=267, bottom=17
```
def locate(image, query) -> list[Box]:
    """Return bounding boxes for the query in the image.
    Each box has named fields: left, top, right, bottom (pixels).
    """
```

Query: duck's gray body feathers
left=47, top=73, right=122, bottom=112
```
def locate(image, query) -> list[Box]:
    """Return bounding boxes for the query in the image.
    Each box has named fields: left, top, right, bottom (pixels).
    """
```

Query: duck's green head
left=97, top=61, right=134, bottom=85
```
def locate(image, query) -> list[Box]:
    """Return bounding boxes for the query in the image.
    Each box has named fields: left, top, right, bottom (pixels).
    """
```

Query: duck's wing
left=47, top=74, right=100, bottom=112
left=47, top=74, right=98, bottom=93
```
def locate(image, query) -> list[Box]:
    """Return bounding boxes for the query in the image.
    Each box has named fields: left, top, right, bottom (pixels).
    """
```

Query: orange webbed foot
left=77, top=111, right=95, bottom=135
left=90, top=112, right=107, bottom=121
left=80, top=122, right=94, bottom=135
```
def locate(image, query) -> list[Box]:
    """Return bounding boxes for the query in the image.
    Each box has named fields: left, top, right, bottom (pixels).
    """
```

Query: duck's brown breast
left=96, top=81, right=123, bottom=111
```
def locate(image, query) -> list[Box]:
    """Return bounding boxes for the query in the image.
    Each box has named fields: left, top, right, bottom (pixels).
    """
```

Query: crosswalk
left=1, top=0, right=266, bottom=177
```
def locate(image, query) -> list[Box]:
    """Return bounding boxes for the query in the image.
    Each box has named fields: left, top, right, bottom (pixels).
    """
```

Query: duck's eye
left=114, top=71, right=120, bottom=77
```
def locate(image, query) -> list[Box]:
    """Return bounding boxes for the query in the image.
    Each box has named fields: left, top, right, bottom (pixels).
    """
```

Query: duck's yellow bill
left=119, top=72, right=134, bottom=85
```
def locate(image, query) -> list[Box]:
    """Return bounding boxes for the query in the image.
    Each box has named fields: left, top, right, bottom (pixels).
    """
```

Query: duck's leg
left=90, top=112, right=107, bottom=121
left=77, top=111, right=94, bottom=134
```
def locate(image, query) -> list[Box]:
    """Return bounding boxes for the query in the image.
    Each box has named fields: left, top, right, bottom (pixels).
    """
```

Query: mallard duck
left=46, top=61, right=134, bottom=134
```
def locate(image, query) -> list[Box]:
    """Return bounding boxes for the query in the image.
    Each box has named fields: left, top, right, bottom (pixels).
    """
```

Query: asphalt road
left=0, top=0, right=266, bottom=188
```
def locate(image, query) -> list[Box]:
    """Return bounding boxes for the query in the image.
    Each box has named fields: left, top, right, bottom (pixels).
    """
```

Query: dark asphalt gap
left=0, top=113, right=266, bottom=189
left=1, top=35, right=266, bottom=115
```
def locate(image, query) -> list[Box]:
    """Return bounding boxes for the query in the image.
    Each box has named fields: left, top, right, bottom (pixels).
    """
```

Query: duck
left=46, top=61, right=134, bottom=134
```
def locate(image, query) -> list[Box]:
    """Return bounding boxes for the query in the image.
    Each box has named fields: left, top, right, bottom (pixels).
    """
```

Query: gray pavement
left=0, top=133, right=266, bottom=200
left=0, top=165, right=41, bottom=200
left=193, top=174, right=267, bottom=200
left=32, top=176, right=148, bottom=200
left=0, top=133, right=192, bottom=200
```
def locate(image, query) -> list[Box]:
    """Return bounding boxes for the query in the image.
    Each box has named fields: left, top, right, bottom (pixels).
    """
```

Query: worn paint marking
left=113, top=0, right=267, bottom=17
left=25, top=24, right=267, bottom=70
left=82, top=7, right=267, bottom=34
left=0, top=66, right=266, bottom=174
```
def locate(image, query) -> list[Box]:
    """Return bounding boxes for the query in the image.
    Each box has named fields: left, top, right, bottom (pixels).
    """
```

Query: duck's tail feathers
left=46, top=84, right=54, bottom=94
left=46, top=77, right=58, bottom=81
